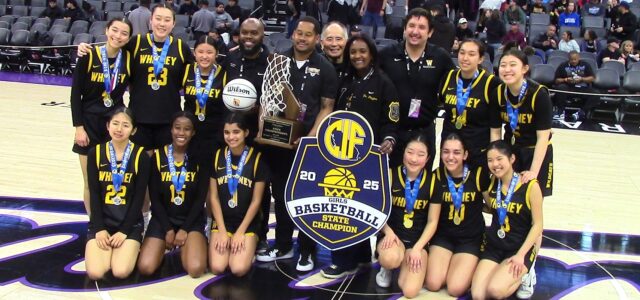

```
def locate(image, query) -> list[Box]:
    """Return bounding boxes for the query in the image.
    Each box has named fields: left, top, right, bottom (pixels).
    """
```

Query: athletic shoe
left=256, top=240, right=269, bottom=254
left=256, top=247, right=294, bottom=262
left=553, top=111, right=565, bottom=120
left=375, top=267, right=392, bottom=288
left=143, top=211, right=151, bottom=233
left=569, top=110, right=585, bottom=122
left=296, top=254, right=314, bottom=272
left=516, top=266, right=537, bottom=299
left=320, top=264, right=357, bottom=279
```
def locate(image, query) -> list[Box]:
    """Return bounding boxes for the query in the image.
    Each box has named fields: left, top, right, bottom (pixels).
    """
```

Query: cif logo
left=317, top=111, right=373, bottom=167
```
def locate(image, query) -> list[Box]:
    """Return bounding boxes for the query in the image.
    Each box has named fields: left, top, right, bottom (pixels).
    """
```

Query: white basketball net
left=260, top=53, right=295, bottom=117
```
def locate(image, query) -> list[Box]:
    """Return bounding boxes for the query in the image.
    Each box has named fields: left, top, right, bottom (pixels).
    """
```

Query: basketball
left=222, top=78, right=257, bottom=111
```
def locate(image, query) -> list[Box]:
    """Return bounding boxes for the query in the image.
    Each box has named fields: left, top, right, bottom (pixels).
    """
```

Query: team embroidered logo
left=389, top=101, right=400, bottom=122
left=426, top=60, right=433, bottom=66
left=285, top=111, right=391, bottom=250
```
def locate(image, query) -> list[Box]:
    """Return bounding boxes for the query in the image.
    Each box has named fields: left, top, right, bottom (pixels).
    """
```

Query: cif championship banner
left=285, top=111, right=391, bottom=250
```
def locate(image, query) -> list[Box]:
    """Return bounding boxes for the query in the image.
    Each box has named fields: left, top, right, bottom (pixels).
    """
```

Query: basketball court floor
left=0, top=73, right=639, bottom=299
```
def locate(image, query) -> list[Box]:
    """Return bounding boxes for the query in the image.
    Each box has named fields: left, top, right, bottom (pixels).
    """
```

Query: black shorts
left=430, top=233, right=482, bottom=257
left=144, top=215, right=206, bottom=240
left=515, top=144, right=553, bottom=197
left=72, top=112, right=111, bottom=155
left=211, top=218, right=259, bottom=236
left=480, top=242, right=537, bottom=271
left=377, top=233, right=428, bottom=251
left=87, top=223, right=144, bottom=243
left=131, top=123, right=172, bottom=150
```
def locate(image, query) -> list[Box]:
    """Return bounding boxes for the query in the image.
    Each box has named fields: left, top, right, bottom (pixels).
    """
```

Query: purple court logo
left=285, top=111, right=391, bottom=250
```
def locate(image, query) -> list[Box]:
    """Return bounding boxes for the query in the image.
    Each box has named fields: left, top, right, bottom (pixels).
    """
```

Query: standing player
left=439, top=39, right=501, bottom=170
left=72, top=18, right=133, bottom=215
left=490, top=48, right=553, bottom=298
left=321, top=34, right=400, bottom=279
left=379, top=8, right=455, bottom=168
left=256, top=16, right=339, bottom=272
left=375, top=131, right=441, bottom=298
left=471, top=140, right=543, bottom=300
left=425, top=133, right=490, bottom=297
left=182, top=35, right=228, bottom=167
left=137, top=112, right=208, bottom=278
left=209, top=113, right=269, bottom=277
left=85, top=108, right=149, bottom=280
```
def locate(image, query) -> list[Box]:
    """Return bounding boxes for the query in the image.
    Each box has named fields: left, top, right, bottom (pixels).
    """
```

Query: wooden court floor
left=0, top=79, right=639, bottom=299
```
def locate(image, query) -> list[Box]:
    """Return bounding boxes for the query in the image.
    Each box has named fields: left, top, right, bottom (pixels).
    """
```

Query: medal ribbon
left=194, top=65, right=216, bottom=114
left=446, top=164, right=469, bottom=212
left=108, top=141, right=132, bottom=193
left=455, top=70, right=479, bottom=123
left=403, top=167, right=423, bottom=214
left=497, top=173, right=519, bottom=227
left=151, top=34, right=171, bottom=80
left=505, top=80, right=528, bottom=135
left=167, top=144, right=188, bottom=194
left=100, top=46, right=122, bottom=97
left=226, top=147, right=249, bottom=197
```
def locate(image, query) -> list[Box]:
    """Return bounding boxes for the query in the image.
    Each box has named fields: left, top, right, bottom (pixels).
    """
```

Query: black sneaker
left=296, top=253, right=314, bottom=272
left=256, top=247, right=294, bottom=262
left=320, top=264, right=357, bottom=279
left=256, top=240, right=269, bottom=254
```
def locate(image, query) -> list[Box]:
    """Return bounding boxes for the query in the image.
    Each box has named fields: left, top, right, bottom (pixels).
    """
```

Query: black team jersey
left=432, top=166, right=490, bottom=239
left=87, top=142, right=149, bottom=234
left=128, top=34, right=193, bottom=124
left=70, top=47, right=132, bottom=126
left=182, top=63, right=228, bottom=140
left=388, top=166, right=439, bottom=244
left=149, top=145, right=207, bottom=231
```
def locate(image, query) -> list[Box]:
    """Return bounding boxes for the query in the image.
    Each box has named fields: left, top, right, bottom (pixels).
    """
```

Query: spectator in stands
left=533, top=25, right=559, bottom=55
left=583, top=0, right=605, bottom=16
left=598, top=37, right=625, bottom=66
left=485, top=9, right=505, bottom=55
left=164, top=0, right=179, bottom=12
left=305, top=0, right=322, bottom=28
left=606, top=0, right=620, bottom=20
left=553, top=51, right=597, bottom=121
left=40, top=0, right=64, bottom=21
left=559, top=30, right=580, bottom=52
left=502, top=21, right=526, bottom=50
left=621, top=40, right=640, bottom=67
left=455, top=18, right=474, bottom=41
left=559, top=2, right=581, bottom=27
left=503, top=0, right=526, bottom=25
left=580, top=29, right=600, bottom=53
left=530, top=0, right=547, bottom=14
left=208, top=29, right=229, bottom=55
left=128, top=0, right=152, bottom=36
left=213, top=2, right=234, bottom=34
left=610, top=2, right=638, bottom=41
left=191, top=0, right=215, bottom=41
left=429, top=5, right=456, bottom=52
left=81, top=0, right=100, bottom=22
left=474, top=9, right=491, bottom=37
left=228, top=28, right=240, bottom=50
left=360, top=0, right=387, bottom=39
left=63, top=0, right=86, bottom=23
left=179, top=0, right=199, bottom=16
left=551, top=0, right=569, bottom=25
left=327, top=0, right=355, bottom=27
left=226, top=0, right=243, bottom=21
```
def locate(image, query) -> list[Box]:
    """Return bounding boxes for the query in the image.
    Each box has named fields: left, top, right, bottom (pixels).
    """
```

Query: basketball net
left=260, top=53, right=296, bottom=119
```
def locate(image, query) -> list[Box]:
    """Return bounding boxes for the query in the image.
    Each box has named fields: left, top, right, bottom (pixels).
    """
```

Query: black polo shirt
left=282, top=48, right=339, bottom=133
left=379, top=42, right=455, bottom=131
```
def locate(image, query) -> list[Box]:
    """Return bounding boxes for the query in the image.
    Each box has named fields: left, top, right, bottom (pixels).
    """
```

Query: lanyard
left=108, top=141, right=132, bottom=193
left=150, top=34, right=171, bottom=79
left=225, top=147, right=249, bottom=197
left=497, top=173, right=519, bottom=227
left=99, top=46, right=122, bottom=96
left=403, top=167, right=423, bottom=213
left=455, top=70, right=479, bottom=120
left=167, top=144, right=188, bottom=194
left=505, top=80, right=528, bottom=133
left=445, top=164, right=469, bottom=212
left=194, top=65, right=216, bottom=112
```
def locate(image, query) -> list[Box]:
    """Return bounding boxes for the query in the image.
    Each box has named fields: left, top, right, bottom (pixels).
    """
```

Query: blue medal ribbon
left=445, top=164, right=469, bottom=212
left=403, top=167, right=423, bottom=213
left=151, top=34, right=171, bottom=80
left=108, top=141, right=132, bottom=193
left=455, top=70, right=479, bottom=121
left=505, top=80, right=528, bottom=135
left=99, top=46, right=122, bottom=97
left=497, top=173, right=519, bottom=227
left=194, top=65, right=216, bottom=112
left=167, top=145, right=187, bottom=194
left=226, top=147, right=249, bottom=197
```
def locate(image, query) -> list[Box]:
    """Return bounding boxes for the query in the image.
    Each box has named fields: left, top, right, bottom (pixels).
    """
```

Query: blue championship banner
left=285, top=111, right=391, bottom=250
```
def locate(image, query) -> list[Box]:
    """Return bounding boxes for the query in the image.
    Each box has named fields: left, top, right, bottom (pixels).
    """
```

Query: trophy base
left=256, top=117, right=303, bottom=149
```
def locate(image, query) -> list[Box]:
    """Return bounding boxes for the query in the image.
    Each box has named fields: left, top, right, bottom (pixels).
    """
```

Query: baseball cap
left=620, top=2, right=630, bottom=9
left=458, top=18, right=468, bottom=24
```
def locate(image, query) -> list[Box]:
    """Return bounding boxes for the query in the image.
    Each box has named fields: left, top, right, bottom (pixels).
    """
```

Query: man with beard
left=321, top=22, right=349, bottom=81
left=223, top=18, right=273, bottom=254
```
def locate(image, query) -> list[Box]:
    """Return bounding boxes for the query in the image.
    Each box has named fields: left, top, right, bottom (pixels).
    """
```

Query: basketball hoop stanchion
left=255, top=54, right=304, bottom=149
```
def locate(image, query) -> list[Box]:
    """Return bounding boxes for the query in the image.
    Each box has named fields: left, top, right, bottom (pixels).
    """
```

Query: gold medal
left=455, top=117, right=463, bottom=130
left=453, top=214, right=461, bottom=225
left=403, top=218, right=413, bottom=228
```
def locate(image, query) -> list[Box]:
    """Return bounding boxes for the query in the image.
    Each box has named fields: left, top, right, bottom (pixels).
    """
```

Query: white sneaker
left=516, top=266, right=537, bottom=299
left=296, top=253, right=314, bottom=272
left=256, top=247, right=294, bottom=262
left=375, top=267, right=392, bottom=288
left=143, top=211, right=151, bottom=234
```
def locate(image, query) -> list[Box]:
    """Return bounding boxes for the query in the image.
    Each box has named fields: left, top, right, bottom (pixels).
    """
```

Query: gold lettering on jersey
left=98, top=171, right=133, bottom=183
left=184, top=86, right=222, bottom=98
left=216, top=175, right=253, bottom=188
left=363, top=94, right=378, bottom=101
left=442, top=191, right=477, bottom=203
left=501, top=112, right=534, bottom=124
left=444, top=94, right=481, bottom=108
left=391, top=196, right=428, bottom=209
left=488, top=197, right=524, bottom=214
left=90, top=72, right=126, bottom=83
left=160, top=171, right=197, bottom=182
left=139, top=54, right=178, bottom=66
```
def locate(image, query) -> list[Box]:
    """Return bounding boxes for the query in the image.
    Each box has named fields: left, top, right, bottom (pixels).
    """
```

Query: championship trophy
left=255, top=53, right=304, bottom=149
